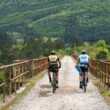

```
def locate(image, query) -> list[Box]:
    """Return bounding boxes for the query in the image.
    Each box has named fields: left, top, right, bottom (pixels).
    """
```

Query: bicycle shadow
left=40, top=84, right=51, bottom=89
left=39, top=84, right=52, bottom=97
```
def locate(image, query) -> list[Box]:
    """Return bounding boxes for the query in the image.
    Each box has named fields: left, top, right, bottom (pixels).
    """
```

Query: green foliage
left=96, top=50, right=108, bottom=60
left=0, top=32, right=17, bottom=64
left=0, top=70, right=5, bottom=82
left=74, top=40, right=110, bottom=60
left=65, top=47, right=72, bottom=55
left=0, top=0, right=110, bottom=42
left=96, top=40, right=107, bottom=48
left=20, top=37, right=65, bottom=59
left=1, top=0, right=110, bottom=64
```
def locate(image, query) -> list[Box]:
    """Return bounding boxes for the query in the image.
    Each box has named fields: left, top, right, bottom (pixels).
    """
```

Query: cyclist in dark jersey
left=48, top=51, right=61, bottom=87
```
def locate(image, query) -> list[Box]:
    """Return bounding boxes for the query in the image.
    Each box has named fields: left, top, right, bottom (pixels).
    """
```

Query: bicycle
left=49, top=65, right=58, bottom=93
left=82, top=71, right=87, bottom=92
left=51, top=70, right=58, bottom=93
left=80, top=64, right=88, bottom=92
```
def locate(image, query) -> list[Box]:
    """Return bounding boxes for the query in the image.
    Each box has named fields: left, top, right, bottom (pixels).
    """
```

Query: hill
left=0, top=0, right=110, bottom=43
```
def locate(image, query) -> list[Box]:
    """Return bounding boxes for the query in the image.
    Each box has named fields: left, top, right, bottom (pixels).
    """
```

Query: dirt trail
left=10, top=56, right=110, bottom=110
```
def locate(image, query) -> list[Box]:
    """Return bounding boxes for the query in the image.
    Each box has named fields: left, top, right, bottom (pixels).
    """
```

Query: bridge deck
left=10, top=56, right=110, bottom=110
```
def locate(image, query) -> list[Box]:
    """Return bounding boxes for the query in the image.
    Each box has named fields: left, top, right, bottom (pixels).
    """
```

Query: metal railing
left=0, top=57, right=48, bottom=102
left=90, top=60, right=110, bottom=88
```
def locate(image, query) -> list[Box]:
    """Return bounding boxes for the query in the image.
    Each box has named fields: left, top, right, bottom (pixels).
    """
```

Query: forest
left=0, top=0, right=110, bottom=64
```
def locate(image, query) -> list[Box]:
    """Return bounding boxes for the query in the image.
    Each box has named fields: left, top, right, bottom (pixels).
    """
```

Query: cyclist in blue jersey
left=78, top=50, right=90, bottom=89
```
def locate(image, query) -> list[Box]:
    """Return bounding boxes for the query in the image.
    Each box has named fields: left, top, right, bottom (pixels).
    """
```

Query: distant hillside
left=0, top=0, right=110, bottom=43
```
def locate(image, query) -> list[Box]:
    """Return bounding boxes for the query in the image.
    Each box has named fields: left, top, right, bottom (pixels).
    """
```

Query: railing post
left=6, top=67, right=12, bottom=95
left=27, top=60, right=34, bottom=77
left=13, top=66, right=17, bottom=93
left=3, top=82, right=6, bottom=102
left=108, top=64, right=110, bottom=88
left=31, top=60, right=35, bottom=77
left=0, top=57, right=48, bottom=103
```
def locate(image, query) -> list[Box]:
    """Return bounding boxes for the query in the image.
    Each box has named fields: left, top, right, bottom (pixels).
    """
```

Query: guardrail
left=0, top=82, right=6, bottom=102
left=0, top=57, right=48, bottom=102
left=90, top=60, right=110, bottom=88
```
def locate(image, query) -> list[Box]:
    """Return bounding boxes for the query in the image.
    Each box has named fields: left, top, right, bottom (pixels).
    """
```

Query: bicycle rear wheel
left=52, top=72, right=57, bottom=93
left=82, top=72, right=87, bottom=92
left=83, top=82, right=86, bottom=92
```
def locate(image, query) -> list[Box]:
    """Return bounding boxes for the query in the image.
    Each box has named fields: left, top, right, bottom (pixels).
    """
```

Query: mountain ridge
left=0, top=0, right=110, bottom=42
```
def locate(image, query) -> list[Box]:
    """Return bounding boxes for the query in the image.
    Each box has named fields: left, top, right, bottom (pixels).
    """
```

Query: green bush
left=65, top=47, right=72, bottom=55
left=96, top=40, right=107, bottom=48
left=96, top=50, right=108, bottom=60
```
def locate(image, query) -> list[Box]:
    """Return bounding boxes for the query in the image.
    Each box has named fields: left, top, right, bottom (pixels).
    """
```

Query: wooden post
left=27, top=60, right=33, bottom=78
left=104, top=63, right=106, bottom=87
left=9, top=67, right=12, bottom=95
left=108, top=64, right=110, bottom=87
left=0, top=57, right=48, bottom=102
left=3, top=83, right=6, bottom=103
left=13, top=66, right=17, bottom=93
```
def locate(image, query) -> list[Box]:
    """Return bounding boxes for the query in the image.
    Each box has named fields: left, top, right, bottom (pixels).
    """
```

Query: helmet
left=50, top=50, right=56, bottom=55
left=81, top=50, right=87, bottom=54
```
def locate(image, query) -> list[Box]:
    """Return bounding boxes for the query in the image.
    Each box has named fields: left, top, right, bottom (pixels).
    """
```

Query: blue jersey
left=79, top=54, right=89, bottom=64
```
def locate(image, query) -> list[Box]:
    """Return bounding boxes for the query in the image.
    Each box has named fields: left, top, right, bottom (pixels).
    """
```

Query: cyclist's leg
left=79, top=72, right=82, bottom=81
left=48, top=69, right=52, bottom=83
left=79, top=67, right=83, bottom=88
left=80, top=66, right=86, bottom=89
left=83, top=66, right=88, bottom=86
left=85, top=65, right=89, bottom=83
left=56, top=69, right=59, bottom=88
left=80, top=73, right=84, bottom=88
left=87, top=63, right=89, bottom=82
left=85, top=71, right=89, bottom=83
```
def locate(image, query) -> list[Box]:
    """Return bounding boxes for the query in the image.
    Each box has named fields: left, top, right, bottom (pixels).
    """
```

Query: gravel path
left=10, top=56, right=110, bottom=110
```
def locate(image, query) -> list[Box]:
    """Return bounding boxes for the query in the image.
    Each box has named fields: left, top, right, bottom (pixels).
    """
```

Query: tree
left=0, top=32, right=15, bottom=64
left=63, top=15, right=80, bottom=46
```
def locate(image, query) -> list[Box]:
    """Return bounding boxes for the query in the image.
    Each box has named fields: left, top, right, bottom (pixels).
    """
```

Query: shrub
left=96, top=50, right=108, bottom=60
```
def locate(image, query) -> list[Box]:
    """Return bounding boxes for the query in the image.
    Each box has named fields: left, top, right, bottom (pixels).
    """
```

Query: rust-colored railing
left=0, top=82, right=6, bottom=102
left=90, top=60, right=110, bottom=88
left=0, top=57, right=48, bottom=102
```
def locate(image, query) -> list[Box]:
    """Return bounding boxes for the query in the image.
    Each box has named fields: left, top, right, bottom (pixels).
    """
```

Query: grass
left=99, top=88, right=110, bottom=105
left=101, top=91, right=110, bottom=97
left=0, top=95, right=3, bottom=102
left=0, top=70, right=5, bottom=82
left=91, top=74, right=110, bottom=105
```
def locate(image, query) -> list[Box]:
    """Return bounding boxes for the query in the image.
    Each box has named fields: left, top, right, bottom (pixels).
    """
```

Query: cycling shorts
left=79, top=63, right=89, bottom=75
left=48, top=63, right=58, bottom=72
